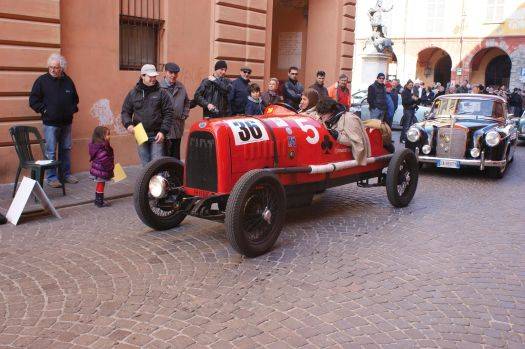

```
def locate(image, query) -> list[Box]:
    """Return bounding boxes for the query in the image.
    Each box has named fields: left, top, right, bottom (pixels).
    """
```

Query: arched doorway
left=416, top=47, right=452, bottom=86
left=486, top=55, right=511, bottom=87
left=469, top=47, right=511, bottom=87
left=434, top=55, right=452, bottom=86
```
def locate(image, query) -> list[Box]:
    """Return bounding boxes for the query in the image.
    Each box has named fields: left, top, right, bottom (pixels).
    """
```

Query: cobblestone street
left=0, top=141, right=524, bottom=348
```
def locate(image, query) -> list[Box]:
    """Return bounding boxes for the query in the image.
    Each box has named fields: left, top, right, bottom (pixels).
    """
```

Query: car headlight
left=407, top=127, right=420, bottom=143
left=485, top=131, right=501, bottom=147
left=470, top=148, right=480, bottom=158
left=422, top=145, right=431, bottom=154
left=149, top=175, right=168, bottom=198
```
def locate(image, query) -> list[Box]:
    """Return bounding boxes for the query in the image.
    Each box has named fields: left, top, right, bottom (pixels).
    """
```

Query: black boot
left=0, top=213, right=6, bottom=225
left=95, top=192, right=111, bottom=207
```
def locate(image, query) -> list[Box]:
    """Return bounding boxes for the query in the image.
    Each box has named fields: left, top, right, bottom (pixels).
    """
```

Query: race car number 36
left=225, top=119, right=269, bottom=145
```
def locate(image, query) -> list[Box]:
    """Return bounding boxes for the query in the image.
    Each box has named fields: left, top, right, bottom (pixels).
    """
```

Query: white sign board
left=6, top=177, right=61, bottom=225
left=278, top=32, right=302, bottom=70
left=224, top=119, right=270, bottom=146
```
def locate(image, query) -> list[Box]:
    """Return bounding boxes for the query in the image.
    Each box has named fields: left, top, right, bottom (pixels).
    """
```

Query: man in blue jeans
left=29, top=53, right=80, bottom=188
left=121, top=64, right=173, bottom=166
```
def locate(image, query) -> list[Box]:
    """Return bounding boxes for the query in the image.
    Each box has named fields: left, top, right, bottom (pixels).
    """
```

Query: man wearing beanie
left=194, top=60, right=232, bottom=118
left=367, top=73, right=388, bottom=121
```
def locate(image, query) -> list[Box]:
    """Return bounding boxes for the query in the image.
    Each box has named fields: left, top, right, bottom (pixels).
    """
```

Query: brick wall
left=0, top=0, right=60, bottom=183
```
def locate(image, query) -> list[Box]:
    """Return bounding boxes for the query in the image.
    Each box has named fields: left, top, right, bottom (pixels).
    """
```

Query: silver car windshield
left=430, top=99, right=494, bottom=118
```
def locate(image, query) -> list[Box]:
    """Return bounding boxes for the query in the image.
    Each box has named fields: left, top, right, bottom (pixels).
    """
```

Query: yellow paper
left=112, top=163, right=127, bottom=182
left=134, top=122, right=148, bottom=145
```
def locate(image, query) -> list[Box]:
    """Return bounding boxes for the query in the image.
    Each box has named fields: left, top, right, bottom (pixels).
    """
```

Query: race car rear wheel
left=134, top=157, right=187, bottom=230
left=386, top=149, right=419, bottom=207
left=225, top=170, right=286, bottom=257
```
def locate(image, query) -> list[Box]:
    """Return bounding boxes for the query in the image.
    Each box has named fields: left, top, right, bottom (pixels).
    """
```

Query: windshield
left=430, top=98, right=495, bottom=118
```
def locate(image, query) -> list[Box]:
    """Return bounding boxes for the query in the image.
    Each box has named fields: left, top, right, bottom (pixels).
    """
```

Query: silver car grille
left=436, top=127, right=467, bottom=159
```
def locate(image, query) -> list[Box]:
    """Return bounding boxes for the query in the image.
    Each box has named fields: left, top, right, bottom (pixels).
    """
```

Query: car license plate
left=437, top=159, right=460, bottom=169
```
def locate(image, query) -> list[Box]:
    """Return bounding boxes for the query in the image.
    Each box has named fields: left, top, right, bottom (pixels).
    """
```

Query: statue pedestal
left=360, top=52, right=390, bottom=88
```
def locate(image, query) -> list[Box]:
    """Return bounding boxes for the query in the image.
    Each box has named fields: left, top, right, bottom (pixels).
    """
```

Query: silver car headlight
left=485, top=131, right=501, bottom=147
left=407, top=127, right=420, bottom=143
left=422, top=145, right=431, bottom=154
left=149, top=175, right=168, bottom=198
left=470, top=148, right=480, bottom=158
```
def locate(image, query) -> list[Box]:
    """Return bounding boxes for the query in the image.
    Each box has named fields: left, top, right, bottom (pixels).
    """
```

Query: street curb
left=19, top=192, right=133, bottom=217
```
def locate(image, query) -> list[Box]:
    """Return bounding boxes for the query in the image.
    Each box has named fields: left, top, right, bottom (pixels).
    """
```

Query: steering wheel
left=274, top=102, right=298, bottom=113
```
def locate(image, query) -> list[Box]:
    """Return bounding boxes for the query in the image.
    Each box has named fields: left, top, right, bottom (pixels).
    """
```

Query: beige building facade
left=0, top=0, right=356, bottom=184
left=353, top=0, right=525, bottom=91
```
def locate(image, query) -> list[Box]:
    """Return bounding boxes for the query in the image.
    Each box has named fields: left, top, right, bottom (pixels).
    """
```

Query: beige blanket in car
left=334, top=112, right=371, bottom=166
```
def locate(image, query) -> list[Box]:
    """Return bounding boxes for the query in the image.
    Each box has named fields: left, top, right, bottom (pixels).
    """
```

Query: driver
left=313, top=99, right=371, bottom=166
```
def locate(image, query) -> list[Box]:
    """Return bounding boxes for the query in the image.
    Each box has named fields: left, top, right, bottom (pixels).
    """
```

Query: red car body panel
left=184, top=108, right=387, bottom=198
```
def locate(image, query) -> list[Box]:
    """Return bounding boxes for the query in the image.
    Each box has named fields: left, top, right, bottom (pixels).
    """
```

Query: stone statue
left=364, top=0, right=394, bottom=54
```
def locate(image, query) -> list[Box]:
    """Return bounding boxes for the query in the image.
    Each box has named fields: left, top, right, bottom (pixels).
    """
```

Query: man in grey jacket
left=159, top=62, right=190, bottom=159
left=121, top=64, right=173, bottom=166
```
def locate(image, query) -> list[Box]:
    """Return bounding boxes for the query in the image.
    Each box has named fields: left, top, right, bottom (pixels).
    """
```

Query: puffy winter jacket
left=121, top=80, right=173, bottom=136
left=194, top=76, right=232, bottom=118
left=89, top=141, right=114, bottom=180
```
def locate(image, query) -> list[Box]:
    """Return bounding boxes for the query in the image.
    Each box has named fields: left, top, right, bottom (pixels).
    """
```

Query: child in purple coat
left=88, top=126, right=114, bottom=207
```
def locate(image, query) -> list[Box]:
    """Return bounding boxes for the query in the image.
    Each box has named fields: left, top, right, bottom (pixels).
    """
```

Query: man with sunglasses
left=283, top=66, right=304, bottom=110
left=367, top=72, right=388, bottom=121
left=229, top=66, right=252, bottom=115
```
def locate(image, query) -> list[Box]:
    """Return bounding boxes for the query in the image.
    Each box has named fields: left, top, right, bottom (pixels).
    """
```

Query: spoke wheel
left=386, top=149, right=419, bottom=207
left=134, top=157, right=187, bottom=230
left=226, top=170, right=286, bottom=257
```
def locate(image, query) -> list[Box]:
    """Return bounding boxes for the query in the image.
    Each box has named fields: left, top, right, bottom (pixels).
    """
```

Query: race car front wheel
left=225, top=170, right=286, bottom=257
left=386, top=149, right=419, bottom=207
left=134, top=157, right=187, bottom=230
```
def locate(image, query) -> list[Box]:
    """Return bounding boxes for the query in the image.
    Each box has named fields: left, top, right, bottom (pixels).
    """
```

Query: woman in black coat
left=400, top=80, right=420, bottom=143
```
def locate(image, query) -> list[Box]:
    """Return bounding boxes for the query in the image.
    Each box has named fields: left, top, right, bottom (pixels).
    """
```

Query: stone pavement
left=0, top=166, right=141, bottom=217
left=0, top=138, right=524, bottom=348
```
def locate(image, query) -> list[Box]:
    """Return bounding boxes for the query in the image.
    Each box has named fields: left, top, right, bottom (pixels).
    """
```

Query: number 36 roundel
left=224, top=119, right=270, bottom=146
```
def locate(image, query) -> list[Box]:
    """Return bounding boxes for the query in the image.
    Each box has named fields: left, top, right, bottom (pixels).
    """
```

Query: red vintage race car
left=134, top=104, right=419, bottom=257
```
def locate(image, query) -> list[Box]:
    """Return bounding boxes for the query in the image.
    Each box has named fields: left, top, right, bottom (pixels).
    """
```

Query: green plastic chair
left=9, top=125, right=66, bottom=197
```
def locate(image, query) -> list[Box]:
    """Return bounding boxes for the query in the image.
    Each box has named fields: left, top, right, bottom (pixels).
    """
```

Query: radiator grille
left=186, top=132, right=217, bottom=192
left=436, top=127, right=467, bottom=159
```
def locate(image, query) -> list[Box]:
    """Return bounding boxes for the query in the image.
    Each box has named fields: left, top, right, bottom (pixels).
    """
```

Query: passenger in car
left=298, top=88, right=320, bottom=116
left=314, top=99, right=371, bottom=166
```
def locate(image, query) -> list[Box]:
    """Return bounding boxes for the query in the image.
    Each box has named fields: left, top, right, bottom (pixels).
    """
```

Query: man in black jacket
left=229, top=66, right=251, bottom=115
left=283, top=66, right=304, bottom=110
left=29, top=53, right=79, bottom=188
left=194, top=60, right=232, bottom=118
left=309, top=70, right=329, bottom=100
left=121, top=64, right=173, bottom=166
left=367, top=73, right=388, bottom=121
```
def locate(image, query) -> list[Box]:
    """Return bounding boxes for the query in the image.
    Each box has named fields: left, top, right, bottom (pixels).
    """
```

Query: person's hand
left=127, top=125, right=134, bottom=134
left=155, top=132, right=165, bottom=143
left=207, top=103, right=217, bottom=111
left=328, top=129, right=339, bottom=139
